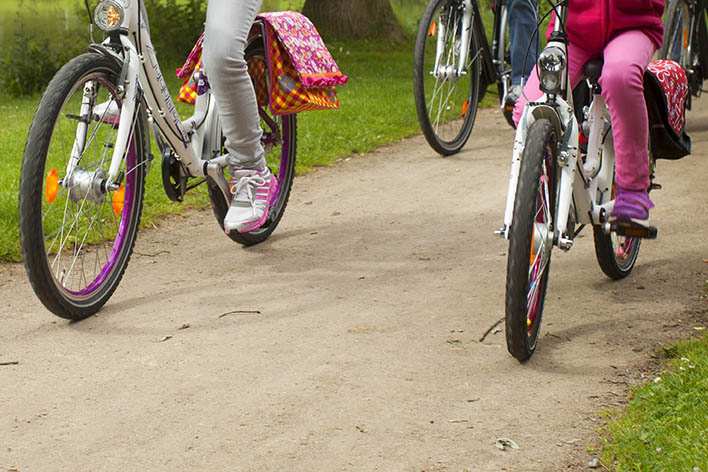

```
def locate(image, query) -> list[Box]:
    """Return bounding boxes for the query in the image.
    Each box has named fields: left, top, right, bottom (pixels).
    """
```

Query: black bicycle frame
left=470, top=0, right=500, bottom=100
left=692, top=0, right=708, bottom=80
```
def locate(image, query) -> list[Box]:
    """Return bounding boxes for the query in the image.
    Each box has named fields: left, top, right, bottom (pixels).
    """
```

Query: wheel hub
left=65, top=167, right=107, bottom=205
left=434, top=64, right=463, bottom=82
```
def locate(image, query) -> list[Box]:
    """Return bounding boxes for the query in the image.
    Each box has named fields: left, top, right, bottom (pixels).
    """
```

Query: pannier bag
left=177, top=12, right=347, bottom=116
left=643, top=59, right=691, bottom=160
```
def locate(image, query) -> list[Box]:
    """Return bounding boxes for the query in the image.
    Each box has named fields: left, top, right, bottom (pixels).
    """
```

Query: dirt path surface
left=2, top=101, right=707, bottom=471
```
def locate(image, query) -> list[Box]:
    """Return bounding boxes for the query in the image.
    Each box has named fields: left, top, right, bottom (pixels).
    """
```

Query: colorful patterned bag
left=259, top=11, right=347, bottom=115
left=176, top=33, right=204, bottom=105
left=176, top=12, right=347, bottom=115
left=644, top=59, right=691, bottom=160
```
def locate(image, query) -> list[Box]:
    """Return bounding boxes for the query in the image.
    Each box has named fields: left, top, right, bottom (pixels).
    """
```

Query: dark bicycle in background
left=413, top=0, right=523, bottom=156
left=659, top=0, right=708, bottom=106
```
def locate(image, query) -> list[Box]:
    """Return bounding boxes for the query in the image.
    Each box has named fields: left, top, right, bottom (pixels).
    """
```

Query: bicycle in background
left=659, top=0, right=708, bottom=106
left=413, top=0, right=529, bottom=155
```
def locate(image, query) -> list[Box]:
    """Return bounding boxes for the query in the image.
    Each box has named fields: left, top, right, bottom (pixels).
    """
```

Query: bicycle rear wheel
left=659, top=0, right=705, bottom=98
left=593, top=181, right=642, bottom=279
left=207, top=43, right=297, bottom=246
left=660, top=0, right=692, bottom=64
left=505, top=119, right=557, bottom=362
left=414, top=0, right=482, bottom=156
left=19, top=53, right=147, bottom=319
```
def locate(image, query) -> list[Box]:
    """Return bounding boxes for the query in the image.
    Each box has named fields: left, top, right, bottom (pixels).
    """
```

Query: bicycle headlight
left=538, top=46, right=566, bottom=95
left=94, top=0, right=127, bottom=32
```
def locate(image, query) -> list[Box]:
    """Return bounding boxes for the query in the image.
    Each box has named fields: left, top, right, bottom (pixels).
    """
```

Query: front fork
left=64, top=46, right=140, bottom=194
left=496, top=98, right=579, bottom=250
left=433, top=0, right=474, bottom=80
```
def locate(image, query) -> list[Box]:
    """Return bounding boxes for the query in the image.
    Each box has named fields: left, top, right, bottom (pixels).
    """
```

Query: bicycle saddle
left=583, top=59, right=603, bottom=80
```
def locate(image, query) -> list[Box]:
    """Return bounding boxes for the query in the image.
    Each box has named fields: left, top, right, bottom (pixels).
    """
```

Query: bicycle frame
left=490, top=0, right=512, bottom=100
left=497, top=2, right=616, bottom=250
left=73, top=0, right=235, bottom=204
left=680, top=0, right=708, bottom=94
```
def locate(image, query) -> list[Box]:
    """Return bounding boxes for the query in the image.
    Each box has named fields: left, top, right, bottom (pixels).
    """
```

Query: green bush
left=0, top=1, right=85, bottom=96
left=0, top=0, right=206, bottom=97
left=142, top=0, right=207, bottom=65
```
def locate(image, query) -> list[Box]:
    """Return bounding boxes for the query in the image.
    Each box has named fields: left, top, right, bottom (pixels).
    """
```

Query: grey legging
left=202, top=0, right=265, bottom=170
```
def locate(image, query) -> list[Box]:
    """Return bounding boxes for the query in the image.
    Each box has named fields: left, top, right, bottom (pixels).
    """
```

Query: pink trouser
left=513, top=30, right=656, bottom=191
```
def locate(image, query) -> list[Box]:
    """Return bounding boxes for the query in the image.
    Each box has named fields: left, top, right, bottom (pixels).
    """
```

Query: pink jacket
left=556, top=0, right=665, bottom=53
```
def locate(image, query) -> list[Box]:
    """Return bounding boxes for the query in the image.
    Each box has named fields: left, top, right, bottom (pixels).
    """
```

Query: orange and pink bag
left=176, top=11, right=347, bottom=116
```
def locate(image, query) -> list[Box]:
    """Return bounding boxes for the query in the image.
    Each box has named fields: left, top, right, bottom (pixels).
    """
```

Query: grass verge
left=600, top=332, right=708, bottom=470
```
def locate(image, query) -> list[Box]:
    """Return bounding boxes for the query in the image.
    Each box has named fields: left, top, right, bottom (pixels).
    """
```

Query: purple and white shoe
left=224, top=167, right=278, bottom=234
left=610, top=185, right=654, bottom=228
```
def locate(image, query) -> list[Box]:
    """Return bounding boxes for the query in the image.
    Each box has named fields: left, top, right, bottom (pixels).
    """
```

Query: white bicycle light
left=94, top=0, right=126, bottom=32
left=538, top=46, right=566, bottom=95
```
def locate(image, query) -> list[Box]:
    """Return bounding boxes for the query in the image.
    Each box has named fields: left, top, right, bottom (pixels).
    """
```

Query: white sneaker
left=224, top=167, right=278, bottom=234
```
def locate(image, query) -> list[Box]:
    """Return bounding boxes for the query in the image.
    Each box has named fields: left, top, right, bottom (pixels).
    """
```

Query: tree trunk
left=302, top=0, right=407, bottom=42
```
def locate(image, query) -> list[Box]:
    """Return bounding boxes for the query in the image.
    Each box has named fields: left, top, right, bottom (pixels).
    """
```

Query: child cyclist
left=202, top=0, right=274, bottom=234
left=513, top=0, right=665, bottom=228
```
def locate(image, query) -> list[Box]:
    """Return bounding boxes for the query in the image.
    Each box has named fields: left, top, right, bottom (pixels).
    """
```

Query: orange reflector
left=112, top=184, right=125, bottom=215
left=45, top=168, right=59, bottom=203
left=683, top=28, right=688, bottom=49
left=529, top=235, right=536, bottom=267
left=462, top=99, right=469, bottom=117
left=428, top=21, right=437, bottom=37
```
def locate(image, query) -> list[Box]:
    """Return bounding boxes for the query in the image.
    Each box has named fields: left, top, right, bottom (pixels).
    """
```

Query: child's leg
left=203, top=0, right=265, bottom=170
left=600, top=30, right=656, bottom=192
left=512, top=43, right=595, bottom=126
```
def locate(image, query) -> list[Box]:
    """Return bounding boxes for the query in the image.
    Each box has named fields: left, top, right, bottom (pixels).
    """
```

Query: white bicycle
left=496, top=1, right=665, bottom=361
left=18, top=0, right=296, bottom=319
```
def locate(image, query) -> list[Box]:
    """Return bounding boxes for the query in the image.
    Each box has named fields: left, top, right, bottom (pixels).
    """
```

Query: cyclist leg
left=203, top=0, right=278, bottom=234
left=601, top=30, right=655, bottom=192
left=508, top=0, right=539, bottom=88
left=203, top=0, right=265, bottom=170
left=601, top=29, right=656, bottom=224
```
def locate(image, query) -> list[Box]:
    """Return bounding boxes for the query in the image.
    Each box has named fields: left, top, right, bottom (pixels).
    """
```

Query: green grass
left=600, top=334, right=708, bottom=471
left=0, top=39, right=423, bottom=263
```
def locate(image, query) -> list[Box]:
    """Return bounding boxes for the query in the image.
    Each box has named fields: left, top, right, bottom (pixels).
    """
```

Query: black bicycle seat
left=583, top=59, right=603, bottom=80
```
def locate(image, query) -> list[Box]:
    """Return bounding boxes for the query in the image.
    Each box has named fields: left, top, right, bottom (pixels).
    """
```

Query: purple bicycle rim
left=67, top=139, right=136, bottom=298
left=273, top=115, right=292, bottom=204
left=527, top=260, right=543, bottom=329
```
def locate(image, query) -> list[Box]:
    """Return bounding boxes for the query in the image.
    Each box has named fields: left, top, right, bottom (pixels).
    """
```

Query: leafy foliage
left=141, top=0, right=206, bottom=66
left=0, top=0, right=206, bottom=97
left=0, top=0, right=85, bottom=96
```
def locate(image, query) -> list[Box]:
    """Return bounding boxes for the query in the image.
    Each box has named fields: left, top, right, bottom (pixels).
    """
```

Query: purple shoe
left=610, top=185, right=654, bottom=227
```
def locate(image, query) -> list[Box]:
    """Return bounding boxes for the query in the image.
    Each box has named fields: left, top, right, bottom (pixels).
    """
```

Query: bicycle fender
left=87, top=44, right=124, bottom=70
left=531, top=105, right=563, bottom=139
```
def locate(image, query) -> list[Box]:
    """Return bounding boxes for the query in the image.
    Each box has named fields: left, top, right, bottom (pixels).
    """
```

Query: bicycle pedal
left=610, top=221, right=658, bottom=239
left=649, top=182, right=662, bottom=191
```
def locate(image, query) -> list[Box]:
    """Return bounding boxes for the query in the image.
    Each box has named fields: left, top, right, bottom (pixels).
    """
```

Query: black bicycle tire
left=413, top=0, right=481, bottom=156
left=592, top=225, right=642, bottom=280
left=505, top=119, right=556, bottom=362
left=19, top=53, right=147, bottom=319
left=207, top=45, right=297, bottom=246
